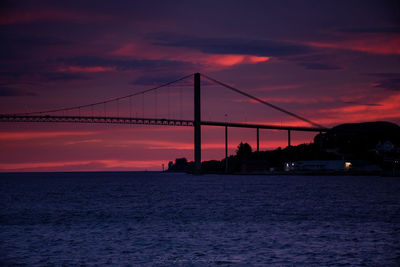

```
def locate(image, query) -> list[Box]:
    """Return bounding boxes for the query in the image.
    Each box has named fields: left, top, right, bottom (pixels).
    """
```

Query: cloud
left=0, top=32, right=71, bottom=59
left=307, top=35, right=400, bottom=55
left=152, top=34, right=313, bottom=57
left=374, top=78, right=400, bottom=91
left=57, top=66, right=115, bottom=73
left=299, top=62, right=342, bottom=70
left=57, top=56, right=191, bottom=71
left=104, top=139, right=231, bottom=151
left=131, top=73, right=190, bottom=86
left=2, top=32, right=71, bottom=46
left=0, top=71, right=88, bottom=84
left=0, top=32, right=71, bottom=60
left=64, top=139, right=102, bottom=145
left=367, top=73, right=400, bottom=91
left=0, top=8, right=110, bottom=25
left=342, top=101, right=383, bottom=107
left=39, top=72, right=88, bottom=81
left=290, top=53, right=344, bottom=71
left=0, top=86, right=36, bottom=97
left=203, top=54, right=270, bottom=67
left=339, top=27, right=400, bottom=34
left=0, top=159, right=164, bottom=172
left=0, top=131, right=97, bottom=140
left=0, top=71, right=25, bottom=79
left=316, top=93, right=400, bottom=125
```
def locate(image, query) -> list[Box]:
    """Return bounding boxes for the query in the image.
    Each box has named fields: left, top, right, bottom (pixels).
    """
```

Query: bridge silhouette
left=0, top=73, right=328, bottom=174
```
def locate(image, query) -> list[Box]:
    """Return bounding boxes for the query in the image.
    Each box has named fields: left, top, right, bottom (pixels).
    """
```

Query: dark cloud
left=300, top=62, right=342, bottom=70
left=0, top=0, right=18, bottom=11
left=131, top=73, right=190, bottom=86
left=0, top=86, right=36, bottom=97
left=366, top=73, right=400, bottom=78
left=343, top=101, right=382, bottom=107
left=290, top=53, right=343, bottom=71
left=374, top=78, right=400, bottom=91
left=366, top=73, right=400, bottom=91
left=0, top=69, right=85, bottom=83
left=0, top=32, right=72, bottom=60
left=39, top=72, right=88, bottom=82
left=339, top=27, right=400, bottom=33
left=0, top=71, right=25, bottom=79
left=0, top=32, right=71, bottom=53
left=58, top=56, right=191, bottom=71
left=0, top=70, right=88, bottom=82
left=4, top=33, right=71, bottom=46
left=152, top=35, right=313, bottom=57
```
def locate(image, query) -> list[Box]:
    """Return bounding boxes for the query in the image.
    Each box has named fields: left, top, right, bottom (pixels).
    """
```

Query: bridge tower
left=194, top=73, right=201, bottom=174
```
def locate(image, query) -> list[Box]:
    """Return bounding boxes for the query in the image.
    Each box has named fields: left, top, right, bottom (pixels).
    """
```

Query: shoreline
left=166, top=170, right=399, bottom=177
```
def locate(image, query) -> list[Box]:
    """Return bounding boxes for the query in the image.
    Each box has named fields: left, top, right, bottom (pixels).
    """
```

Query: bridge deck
left=0, top=114, right=328, bottom=132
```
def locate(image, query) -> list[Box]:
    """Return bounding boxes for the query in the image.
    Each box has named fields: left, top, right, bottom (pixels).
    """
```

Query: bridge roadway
left=0, top=114, right=328, bottom=132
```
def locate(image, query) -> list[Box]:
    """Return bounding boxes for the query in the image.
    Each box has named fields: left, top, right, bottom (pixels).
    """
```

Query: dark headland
left=168, top=121, right=400, bottom=176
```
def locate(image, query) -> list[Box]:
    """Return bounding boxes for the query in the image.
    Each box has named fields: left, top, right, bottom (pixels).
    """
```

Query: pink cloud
left=0, top=131, right=97, bottom=140
left=0, top=159, right=164, bottom=172
left=57, top=66, right=116, bottom=73
left=232, top=96, right=335, bottom=105
left=203, top=54, right=270, bottom=67
left=307, top=34, right=400, bottom=55
left=102, top=139, right=240, bottom=151
left=110, top=42, right=269, bottom=69
left=255, top=83, right=305, bottom=92
left=64, top=139, right=102, bottom=145
left=307, top=93, right=400, bottom=125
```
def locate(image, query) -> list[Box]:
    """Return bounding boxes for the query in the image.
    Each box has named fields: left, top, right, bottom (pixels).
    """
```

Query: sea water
left=0, top=172, right=399, bottom=266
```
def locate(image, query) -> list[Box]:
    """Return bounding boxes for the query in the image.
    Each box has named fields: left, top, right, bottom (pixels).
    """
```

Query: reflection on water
left=1, top=172, right=399, bottom=266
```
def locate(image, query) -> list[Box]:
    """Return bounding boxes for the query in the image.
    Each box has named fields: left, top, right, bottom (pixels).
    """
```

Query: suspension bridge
left=0, top=73, right=328, bottom=174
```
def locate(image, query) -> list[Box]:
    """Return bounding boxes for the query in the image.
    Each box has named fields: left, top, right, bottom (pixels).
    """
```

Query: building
left=284, top=160, right=352, bottom=172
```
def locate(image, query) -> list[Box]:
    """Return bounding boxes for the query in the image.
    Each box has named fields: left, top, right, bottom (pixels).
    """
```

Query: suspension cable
left=14, top=74, right=194, bottom=116
left=201, top=73, right=325, bottom=129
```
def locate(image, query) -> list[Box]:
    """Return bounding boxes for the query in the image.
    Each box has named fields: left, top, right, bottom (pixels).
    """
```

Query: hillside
left=168, top=121, right=400, bottom=173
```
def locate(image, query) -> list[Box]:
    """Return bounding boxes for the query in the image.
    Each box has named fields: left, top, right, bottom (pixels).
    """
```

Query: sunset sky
left=1, top=0, right=399, bottom=172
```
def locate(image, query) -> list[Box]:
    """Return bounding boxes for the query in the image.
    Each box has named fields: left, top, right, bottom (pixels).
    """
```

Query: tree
left=236, top=142, right=252, bottom=159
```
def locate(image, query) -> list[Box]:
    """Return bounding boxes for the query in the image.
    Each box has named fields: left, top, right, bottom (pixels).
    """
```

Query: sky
left=0, top=0, right=399, bottom=172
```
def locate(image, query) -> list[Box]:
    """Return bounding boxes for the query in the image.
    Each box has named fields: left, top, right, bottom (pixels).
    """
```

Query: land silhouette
left=168, top=121, right=400, bottom=175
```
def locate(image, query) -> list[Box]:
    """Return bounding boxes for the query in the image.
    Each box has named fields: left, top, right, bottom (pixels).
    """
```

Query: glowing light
left=344, top=162, right=352, bottom=171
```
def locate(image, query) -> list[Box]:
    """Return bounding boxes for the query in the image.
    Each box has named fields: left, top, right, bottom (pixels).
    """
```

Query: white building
left=284, top=160, right=351, bottom=172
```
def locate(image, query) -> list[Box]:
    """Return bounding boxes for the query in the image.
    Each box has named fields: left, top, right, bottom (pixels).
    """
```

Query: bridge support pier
left=225, top=126, right=228, bottom=173
left=319, top=131, right=323, bottom=151
left=256, top=128, right=259, bottom=152
left=288, top=130, right=291, bottom=147
left=194, top=73, right=201, bottom=174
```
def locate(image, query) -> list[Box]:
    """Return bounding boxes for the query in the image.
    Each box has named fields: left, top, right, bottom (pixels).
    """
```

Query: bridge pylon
left=194, top=73, right=201, bottom=174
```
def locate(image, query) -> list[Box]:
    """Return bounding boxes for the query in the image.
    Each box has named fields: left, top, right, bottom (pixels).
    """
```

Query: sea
left=0, top=172, right=399, bottom=266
